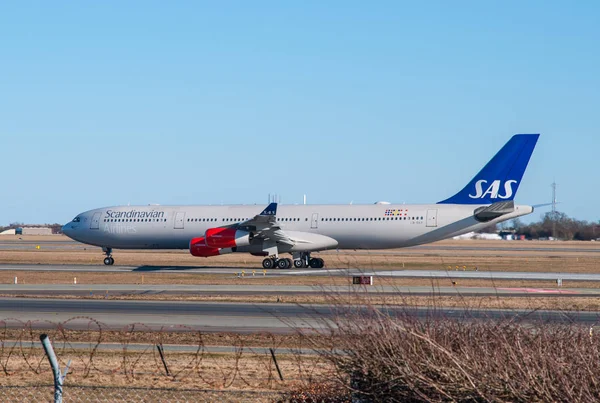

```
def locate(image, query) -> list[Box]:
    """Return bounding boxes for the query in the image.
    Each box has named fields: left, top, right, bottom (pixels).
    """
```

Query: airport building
left=0, top=227, right=53, bottom=235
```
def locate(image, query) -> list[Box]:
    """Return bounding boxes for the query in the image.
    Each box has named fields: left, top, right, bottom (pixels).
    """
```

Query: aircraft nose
left=62, top=223, right=74, bottom=237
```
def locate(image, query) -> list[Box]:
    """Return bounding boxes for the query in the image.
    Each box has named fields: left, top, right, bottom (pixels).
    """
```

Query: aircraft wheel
left=277, top=258, right=291, bottom=270
left=293, top=259, right=304, bottom=269
left=309, top=258, right=320, bottom=269
left=316, top=258, right=324, bottom=268
left=104, top=257, right=113, bottom=266
left=262, top=258, right=274, bottom=269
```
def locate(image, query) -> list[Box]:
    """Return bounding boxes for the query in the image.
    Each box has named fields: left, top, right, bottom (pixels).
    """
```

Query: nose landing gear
left=102, top=247, right=114, bottom=266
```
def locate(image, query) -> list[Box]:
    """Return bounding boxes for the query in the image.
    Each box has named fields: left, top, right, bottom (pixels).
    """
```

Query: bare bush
left=291, top=293, right=600, bottom=402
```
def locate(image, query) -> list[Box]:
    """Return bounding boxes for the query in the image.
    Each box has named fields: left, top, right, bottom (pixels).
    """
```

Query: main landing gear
left=262, top=254, right=324, bottom=270
left=308, top=258, right=325, bottom=269
left=261, top=257, right=293, bottom=269
left=103, top=247, right=114, bottom=266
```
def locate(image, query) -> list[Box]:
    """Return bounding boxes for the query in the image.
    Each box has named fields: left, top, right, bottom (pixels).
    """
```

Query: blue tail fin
left=260, top=202, right=278, bottom=216
left=438, top=134, right=539, bottom=205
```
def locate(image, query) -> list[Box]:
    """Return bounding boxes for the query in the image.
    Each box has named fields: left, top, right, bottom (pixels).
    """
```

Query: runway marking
left=497, top=288, right=579, bottom=294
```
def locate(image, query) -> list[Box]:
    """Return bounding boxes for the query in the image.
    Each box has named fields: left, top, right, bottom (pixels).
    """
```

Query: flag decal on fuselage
left=384, top=209, right=408, bottom=216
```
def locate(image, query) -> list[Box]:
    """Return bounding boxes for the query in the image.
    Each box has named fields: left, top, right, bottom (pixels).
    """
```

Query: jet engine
left=205, top=228, right=251, bottom=248
left=189, top=237, right=233, bottom=257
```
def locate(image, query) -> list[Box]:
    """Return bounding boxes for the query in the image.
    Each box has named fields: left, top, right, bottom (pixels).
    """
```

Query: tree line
left=509, top=212, right=600, bottom=241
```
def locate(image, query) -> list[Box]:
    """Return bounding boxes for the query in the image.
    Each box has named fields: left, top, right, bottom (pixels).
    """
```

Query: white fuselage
left=62, top=203, right=533, bottom=252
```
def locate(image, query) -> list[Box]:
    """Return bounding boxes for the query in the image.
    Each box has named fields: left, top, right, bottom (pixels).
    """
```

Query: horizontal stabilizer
left=474, top=201, right=515, bottom=222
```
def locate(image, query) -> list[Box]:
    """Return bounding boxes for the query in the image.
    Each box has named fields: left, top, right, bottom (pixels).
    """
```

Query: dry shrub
left=290, top=292, right=600, bottom=403
left=277, top=381, right=351, bottom=403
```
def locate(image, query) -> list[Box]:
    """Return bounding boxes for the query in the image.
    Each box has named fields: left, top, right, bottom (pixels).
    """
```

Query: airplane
left=62, top=134, right=540, bottom=269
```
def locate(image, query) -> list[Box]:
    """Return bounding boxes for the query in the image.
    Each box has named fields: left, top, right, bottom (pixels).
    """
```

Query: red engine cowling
left=205, top=228, right=251, bottom=248
left=190, top=237, right=226, bottom=257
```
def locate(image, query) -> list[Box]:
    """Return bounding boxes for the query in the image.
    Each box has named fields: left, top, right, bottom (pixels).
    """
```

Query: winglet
left=438, top=134, right=539, bottom=205
left=260, top=202, right=278, bottom=216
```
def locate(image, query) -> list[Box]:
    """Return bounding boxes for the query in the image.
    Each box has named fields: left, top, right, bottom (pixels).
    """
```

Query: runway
left=0, top=283, right=594, bottom=297
left=1, top=264, right=600, bottom=282
left=2, top=298, right=599, bottom=333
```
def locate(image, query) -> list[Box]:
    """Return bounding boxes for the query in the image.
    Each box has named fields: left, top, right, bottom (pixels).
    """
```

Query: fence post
left=269, top=348, right=284, bottom=381
left=40, top=334, right=70, bottom=403
left=156, top=344, right=171, bottom=376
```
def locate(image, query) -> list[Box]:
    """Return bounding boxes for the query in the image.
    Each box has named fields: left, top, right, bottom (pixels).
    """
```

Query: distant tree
left=510, top=218, right=524, bottom=231
left=477, top=223, right=498, bottom=233
left=514, top=211, right=600, bottom=241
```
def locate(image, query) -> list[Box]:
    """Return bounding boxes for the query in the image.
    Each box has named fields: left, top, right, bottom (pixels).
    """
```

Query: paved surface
left=1, top=264, right=600, bottom=283
left=0, top=298, right=323, bottom=333
left=1, top=298, right=600, bottom=334
left=358, top=270, right=600, bottom=281
left=0, top=283, right=594, bottom=297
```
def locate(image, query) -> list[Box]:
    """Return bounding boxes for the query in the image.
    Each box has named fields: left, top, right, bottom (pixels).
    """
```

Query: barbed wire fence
left=0, top=316, right=334, bottom=402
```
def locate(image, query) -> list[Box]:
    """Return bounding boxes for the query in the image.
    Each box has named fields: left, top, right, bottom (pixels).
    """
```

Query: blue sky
left=1, top=1, right=598, bottom=225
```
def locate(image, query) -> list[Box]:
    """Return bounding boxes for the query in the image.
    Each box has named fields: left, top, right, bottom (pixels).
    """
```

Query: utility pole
left=551, top=181, right=557, bottom=239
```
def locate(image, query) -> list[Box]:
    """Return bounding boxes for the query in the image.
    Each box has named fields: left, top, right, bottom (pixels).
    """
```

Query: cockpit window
left=72, top=217, right=81, bottom=223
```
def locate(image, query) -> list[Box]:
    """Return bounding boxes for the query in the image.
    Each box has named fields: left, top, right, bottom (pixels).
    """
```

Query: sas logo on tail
left=469, top=180, right=517, bottom=199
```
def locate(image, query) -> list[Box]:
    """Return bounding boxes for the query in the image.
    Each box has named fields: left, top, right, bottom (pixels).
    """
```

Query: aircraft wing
left=238, top=203, right=295, bottom=246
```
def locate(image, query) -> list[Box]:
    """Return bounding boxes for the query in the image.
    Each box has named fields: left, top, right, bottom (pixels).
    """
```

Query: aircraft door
left=311, top=213, right=319, bottom=229
left=426, top=209, right=438, bottom=227
left=90, top=212, right=101, bottom=230
left=174, top=212, right=186, bottom=229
